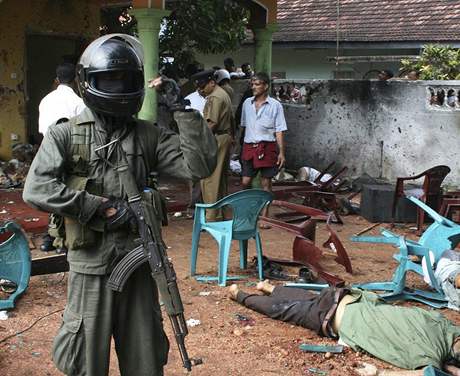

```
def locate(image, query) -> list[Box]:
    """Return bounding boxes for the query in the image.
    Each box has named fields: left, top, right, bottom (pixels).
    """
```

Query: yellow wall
left=0, top=0, right=100, bottom=160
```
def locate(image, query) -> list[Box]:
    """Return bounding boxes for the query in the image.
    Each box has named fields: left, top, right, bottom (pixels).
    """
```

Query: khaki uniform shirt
left=220, top=83, right=234, bottom=102
left=24, top=108, right=217, bottom=275
left=203, top=85, right=233, bottom=135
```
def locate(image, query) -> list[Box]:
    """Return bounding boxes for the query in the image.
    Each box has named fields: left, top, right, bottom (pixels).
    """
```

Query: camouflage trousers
left=52, top=264, right=169, bottom=376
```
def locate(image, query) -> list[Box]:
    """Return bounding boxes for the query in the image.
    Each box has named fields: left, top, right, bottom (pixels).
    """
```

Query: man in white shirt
left=38, top=63, right=86, bottom=135
left=38, top=63, right=85, bottom=252
left=240, top=72, right=287, bottom=220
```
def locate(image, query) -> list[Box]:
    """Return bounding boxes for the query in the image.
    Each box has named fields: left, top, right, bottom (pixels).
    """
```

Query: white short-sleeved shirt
left=38, top=84, right=86, bottom=135
left=240, top=95, right=287, bottom=143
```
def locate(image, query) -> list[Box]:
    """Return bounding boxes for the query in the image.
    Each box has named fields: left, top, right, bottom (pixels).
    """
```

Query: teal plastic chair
left=0, top=222, right=31, bottom=310
left=424, top=365, right=450, bottom=375
left=351, top=196, right=460, bottom=307
left=190, top=189, right=273, bottom=286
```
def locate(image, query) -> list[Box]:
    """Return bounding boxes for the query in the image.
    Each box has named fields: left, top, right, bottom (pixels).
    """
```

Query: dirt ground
left=1, top=210, right=459, bottom=376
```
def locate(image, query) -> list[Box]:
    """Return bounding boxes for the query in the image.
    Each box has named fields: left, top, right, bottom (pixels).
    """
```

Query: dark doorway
left=25, top=33, right=85, bottom=143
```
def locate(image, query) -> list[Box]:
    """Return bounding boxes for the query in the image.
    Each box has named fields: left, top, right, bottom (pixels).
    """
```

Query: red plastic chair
left=391, top=165, right=451, bottom=234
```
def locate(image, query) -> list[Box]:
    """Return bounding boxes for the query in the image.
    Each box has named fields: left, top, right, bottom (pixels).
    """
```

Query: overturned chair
left=352, top=196, right=460, bottom=308
left=260, top=201, right=353, bottom=287
left=272, top=162, right=349, bottom=223
left=190, top=189, right=273, bottom=286
left=0, top=221, right=31, bottom=310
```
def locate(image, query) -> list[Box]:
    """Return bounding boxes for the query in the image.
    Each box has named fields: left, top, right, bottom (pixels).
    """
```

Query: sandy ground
left=1, top=213, right=459, bottom=376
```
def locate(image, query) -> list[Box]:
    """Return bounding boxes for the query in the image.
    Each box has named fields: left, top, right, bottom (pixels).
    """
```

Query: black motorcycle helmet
left=76, top=34, right=145, bottom=116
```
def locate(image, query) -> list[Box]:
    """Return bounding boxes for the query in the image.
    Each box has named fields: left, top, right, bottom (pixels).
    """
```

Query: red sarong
left=241, top=141, right=278, bottom=169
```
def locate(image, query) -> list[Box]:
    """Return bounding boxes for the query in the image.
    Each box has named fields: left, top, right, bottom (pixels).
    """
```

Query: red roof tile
left=274, top=0, right=460, bottom=43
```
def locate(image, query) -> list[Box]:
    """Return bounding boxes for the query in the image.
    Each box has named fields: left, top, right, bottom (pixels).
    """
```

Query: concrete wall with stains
left=278, top=79, right=460, bottom=185
left=0, top=0, right=100, bottom=160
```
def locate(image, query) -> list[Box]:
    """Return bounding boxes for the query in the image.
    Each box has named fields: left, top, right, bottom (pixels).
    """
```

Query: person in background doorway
left=38, top=62, right=86, bottom=136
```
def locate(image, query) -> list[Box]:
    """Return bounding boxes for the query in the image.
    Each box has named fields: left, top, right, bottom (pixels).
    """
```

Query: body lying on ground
left=422, top=249, right=460, bottom=311
left=229, top=281, right=460, bottom=375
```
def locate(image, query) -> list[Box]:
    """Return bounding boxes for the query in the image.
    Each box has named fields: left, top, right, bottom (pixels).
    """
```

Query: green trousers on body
left=52, top=264, right=169, bottom=376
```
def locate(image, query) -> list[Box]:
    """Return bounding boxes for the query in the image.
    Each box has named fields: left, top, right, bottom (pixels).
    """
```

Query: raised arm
left=154, top=110, right=217, bottom=181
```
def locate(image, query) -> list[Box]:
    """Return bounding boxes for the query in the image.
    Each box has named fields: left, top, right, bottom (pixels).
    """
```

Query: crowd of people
left=20, top=32, right=460, bottom=376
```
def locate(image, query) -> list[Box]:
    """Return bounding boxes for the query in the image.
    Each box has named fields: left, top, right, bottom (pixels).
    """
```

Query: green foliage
left=100, top=7, right=137, bottom=36
left=160, top=0, right=249, bottom=78
left=401, top=45, right=460, bottom=80
left=100, top=1, right=248, bottom=79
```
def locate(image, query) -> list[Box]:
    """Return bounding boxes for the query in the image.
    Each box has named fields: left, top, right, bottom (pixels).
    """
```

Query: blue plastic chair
left=0, top=222, right=31, bottom=310
left=190, top=189, right=273, bottom=286
left=424, top=365, right=451, bottom=376
left=351, top=196, right=460, bottom=308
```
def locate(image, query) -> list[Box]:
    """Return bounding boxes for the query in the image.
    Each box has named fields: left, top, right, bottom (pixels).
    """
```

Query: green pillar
left=253, top=23, right=278, bottom=76
left=131, top=8, right=170, bottom=122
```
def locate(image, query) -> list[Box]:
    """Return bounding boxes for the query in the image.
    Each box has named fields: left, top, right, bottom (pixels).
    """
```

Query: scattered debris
left=299, top=344, right=344, bottom=353
left=232, top=328, right=244, bottom=336
left=0, top=210, right=7, bottom=214
left=273, top=168, right=295, bottom=182
left=307, top=367, right=328, bottom=375
left=198, top=291, right=211, bottom=296
left=356, top=363, right=378, bottom=376
left=173, top=212, right=182, bottom=218
left=229, top=160, right=242, bottom=175
left=0, top=279, right=17, bottom=293
left=235, top=313, right=255, bottom=326
left=0, top=311, right=8, bottom=320
left=186, top=318, right=201, bottom=327
left=298, top=166, right=334, bottom=185
left=0, top=146, right=34, bottom=188
left=354, top=223, right=381, bottom=236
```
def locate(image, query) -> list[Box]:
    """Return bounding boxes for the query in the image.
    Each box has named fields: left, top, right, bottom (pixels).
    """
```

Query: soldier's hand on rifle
left=97, top=198, right=136, bottom=231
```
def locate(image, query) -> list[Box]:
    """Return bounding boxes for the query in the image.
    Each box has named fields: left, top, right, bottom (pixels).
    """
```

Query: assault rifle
left=107, top=159, right=197, bottom=372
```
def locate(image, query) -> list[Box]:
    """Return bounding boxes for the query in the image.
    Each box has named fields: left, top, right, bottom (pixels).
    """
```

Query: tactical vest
left=60, top=118, right=167, bottom=251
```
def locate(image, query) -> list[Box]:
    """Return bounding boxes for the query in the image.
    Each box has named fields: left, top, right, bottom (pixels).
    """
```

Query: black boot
left=40, top=234, right=56, bottom=252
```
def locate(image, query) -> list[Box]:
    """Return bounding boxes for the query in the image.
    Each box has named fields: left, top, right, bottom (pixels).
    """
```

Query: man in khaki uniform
left=23, top=34, right=217, bottom=376
left=193, top=70, right=234, bottom=221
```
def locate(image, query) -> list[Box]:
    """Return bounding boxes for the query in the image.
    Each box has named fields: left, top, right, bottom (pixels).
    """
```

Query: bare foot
left=444, top=365, right=460, bottom=376
left=455, top=273, right=460, bottom=289
left=228, top=284, right=239, bottom=300
left=256, top=279, right=275, bottom=295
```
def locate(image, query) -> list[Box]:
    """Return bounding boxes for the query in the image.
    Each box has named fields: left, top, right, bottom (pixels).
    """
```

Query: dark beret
left=191, top=69, right=215, bottom=87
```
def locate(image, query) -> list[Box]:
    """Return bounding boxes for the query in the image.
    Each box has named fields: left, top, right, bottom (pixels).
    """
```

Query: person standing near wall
left=214, top=69, right=234, bottom=102
left=240, top=72, right=287, bottom=220
left=38, top=62, right=86, bottom=253
left=193, top=69, right=233, bottom=221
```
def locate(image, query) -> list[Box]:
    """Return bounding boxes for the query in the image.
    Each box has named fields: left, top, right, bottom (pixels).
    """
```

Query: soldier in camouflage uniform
left=23, top=34, right=217, bottom=376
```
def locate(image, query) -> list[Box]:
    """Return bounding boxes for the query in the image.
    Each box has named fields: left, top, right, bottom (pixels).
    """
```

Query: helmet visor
left=91, top=70, right=144, bottom=94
